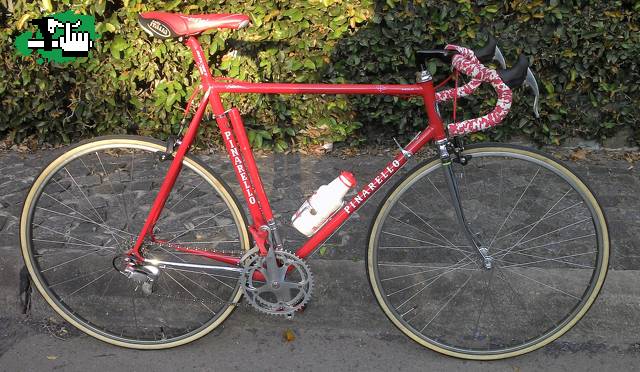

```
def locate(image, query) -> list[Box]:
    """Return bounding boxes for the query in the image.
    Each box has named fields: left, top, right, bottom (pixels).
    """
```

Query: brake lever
left=493, top=45, right=507, bottom=69
left=524, top=67, right=540, bottom=118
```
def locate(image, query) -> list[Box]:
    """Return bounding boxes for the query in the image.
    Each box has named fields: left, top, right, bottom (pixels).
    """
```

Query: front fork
left=436, top=138, right=493, bottom=269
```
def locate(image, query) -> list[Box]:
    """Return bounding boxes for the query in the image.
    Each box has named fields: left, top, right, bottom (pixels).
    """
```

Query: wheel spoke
left=381, top=260, right=478, bottom=282
left=398, top=201, right=460, bottom=250
left=173, top=269, right=226, bottom=304
left=41, top=245, right=115, bottom=272
left=494, top=251, right=596, bottom=269
left=488, top=168, right=540, bottom=250
left=380, top=231, right=473, bottom=257
left=387, top=214, right=452, bottom=246
left=166, top=209, right=229, bottom=243
left=36, top=204, right=134, bottom=238
left=95, top=152, right=133, bottom=235
left=60, top=267, right=114, bottom=301
left=50, top=267, right=113, bottom=288
left=164, top=270, right=216, bottom=315
left=63, top=166, right=126, bottom=251
left=502, top=233, right=596, bottom=256
left=167, top=179, right=206, bottom=212
left=494, top=217, right=592, bottom=259
left=420, top=273, right=474, bottom=332
left=493, top=189, right=571, bottom=259
left=33, top=223, right=112, bottom=249
left=163, top=266, right=237, bottom=288
left=500, top=266, right=581, bottom=301
left=393, top=260, right=474, bottom=309
left=493, top=201, right=583, bottom=243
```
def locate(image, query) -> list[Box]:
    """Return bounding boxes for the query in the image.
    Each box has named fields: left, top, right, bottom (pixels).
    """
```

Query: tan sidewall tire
left=367, top=145, right=609, bottom=360
left=20, top=136, right=250, bottom=349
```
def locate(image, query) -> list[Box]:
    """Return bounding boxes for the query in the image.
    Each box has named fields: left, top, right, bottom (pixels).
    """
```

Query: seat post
left=185, top=36, right=214, bottom=85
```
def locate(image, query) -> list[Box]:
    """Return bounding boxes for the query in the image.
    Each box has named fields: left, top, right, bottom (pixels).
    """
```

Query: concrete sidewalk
left=0, top=143, right=639, bottom=371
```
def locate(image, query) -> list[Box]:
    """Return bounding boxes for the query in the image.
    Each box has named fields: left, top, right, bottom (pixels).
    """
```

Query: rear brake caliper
left=158, top=135, right=181, bottom=161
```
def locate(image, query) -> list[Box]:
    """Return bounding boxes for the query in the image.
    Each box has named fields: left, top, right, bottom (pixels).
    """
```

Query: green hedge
left=1, top=0, right=638, bottom=150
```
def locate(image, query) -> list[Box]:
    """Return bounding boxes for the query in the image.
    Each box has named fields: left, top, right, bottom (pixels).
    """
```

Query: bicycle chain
left=141, top=238, right=246, bottom=258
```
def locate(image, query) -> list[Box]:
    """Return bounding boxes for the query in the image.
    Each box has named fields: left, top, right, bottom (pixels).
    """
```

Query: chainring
left=241, top=249, right=313, bottom=316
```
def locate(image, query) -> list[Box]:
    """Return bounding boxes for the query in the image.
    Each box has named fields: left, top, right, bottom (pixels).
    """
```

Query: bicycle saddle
left=138, top=11, right=250, bottom=39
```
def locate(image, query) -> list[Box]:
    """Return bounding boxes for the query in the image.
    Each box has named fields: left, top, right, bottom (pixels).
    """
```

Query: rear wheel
left=367, top=144, right=609, bottom=359
left=20, top=136, right=250, bottom=349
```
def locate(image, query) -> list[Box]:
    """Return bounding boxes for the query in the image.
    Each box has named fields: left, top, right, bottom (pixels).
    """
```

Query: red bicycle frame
left=128, top=35, right=447, bottom=264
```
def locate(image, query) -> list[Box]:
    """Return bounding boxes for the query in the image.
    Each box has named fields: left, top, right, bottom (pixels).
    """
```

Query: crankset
left=241, top=248, right=314, bottom=317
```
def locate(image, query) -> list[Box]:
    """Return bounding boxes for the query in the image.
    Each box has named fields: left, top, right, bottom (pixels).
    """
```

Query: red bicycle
left=20, top=11, right=609, bottom=359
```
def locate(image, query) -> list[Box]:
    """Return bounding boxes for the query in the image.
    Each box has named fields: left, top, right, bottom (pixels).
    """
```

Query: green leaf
left=104, top=23, right=116, bottom=33
left=165, top=92, right=178, bottom=109
left=485, top=5, right=499, bottom=13
left=110, top=36, right=128, bottom=59
left=95, top=0, right=106, bottom=16
left=283, top=9, right=304, bottom=22
left=303, top=59, right=316, bottom=70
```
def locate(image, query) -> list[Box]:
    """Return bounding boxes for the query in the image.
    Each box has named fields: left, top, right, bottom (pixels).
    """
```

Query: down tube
left=294, top=126, right=436, bottom=259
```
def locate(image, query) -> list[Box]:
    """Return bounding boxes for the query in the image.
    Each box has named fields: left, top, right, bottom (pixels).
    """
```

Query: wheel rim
left=369, top=147, right=608, bottom=357
left=22, top=138, right=248, bottom=346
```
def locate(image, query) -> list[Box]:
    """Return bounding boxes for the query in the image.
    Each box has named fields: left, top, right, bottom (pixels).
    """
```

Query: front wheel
left=20, top=136, right=250, bottom=349
left=367, top=144, right=609, bottom=360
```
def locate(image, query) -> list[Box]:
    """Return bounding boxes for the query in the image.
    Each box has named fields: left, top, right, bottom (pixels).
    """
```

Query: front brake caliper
left=450, top=137, right=472, bottom=166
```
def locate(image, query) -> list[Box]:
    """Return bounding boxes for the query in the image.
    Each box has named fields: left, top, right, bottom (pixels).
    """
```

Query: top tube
left=184, top=36, right=428, bottom=96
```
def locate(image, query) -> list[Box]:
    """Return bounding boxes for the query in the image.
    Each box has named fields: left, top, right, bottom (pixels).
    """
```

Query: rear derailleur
left=113, top=255, right=159, bottom=295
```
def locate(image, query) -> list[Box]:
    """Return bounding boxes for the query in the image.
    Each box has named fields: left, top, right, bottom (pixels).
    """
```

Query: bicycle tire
left=20, top=135, right=250, bottom=349
left=367, top=143, right=609, bottom=360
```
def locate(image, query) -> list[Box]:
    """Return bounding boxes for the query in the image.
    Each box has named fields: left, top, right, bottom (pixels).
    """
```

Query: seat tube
left=208, top=94, right=280, bottom=234
left=227, top=108, right=275, bottom=223
left=185, top=36, right=214, bottom=85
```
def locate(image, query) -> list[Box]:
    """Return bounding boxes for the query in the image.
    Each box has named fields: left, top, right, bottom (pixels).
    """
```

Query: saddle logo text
left=15, top=11, right=98, bottom=64
left=148, top=20, right=171, bottom=38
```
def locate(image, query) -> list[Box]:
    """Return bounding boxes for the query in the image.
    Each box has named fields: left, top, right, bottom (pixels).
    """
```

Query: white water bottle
left=291, top=171, right=356, bottom=237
